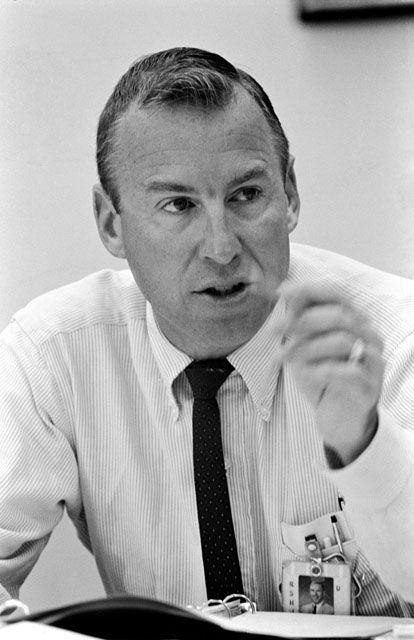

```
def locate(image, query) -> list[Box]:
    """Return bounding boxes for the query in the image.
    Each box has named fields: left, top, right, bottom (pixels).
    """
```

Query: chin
left=201, top=319, right=265, bottom=355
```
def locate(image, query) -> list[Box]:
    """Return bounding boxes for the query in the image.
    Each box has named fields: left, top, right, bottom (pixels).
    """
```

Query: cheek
left=122, top=224, right=183, bottom=300
left=250, top=211, right=290, bottom=264
left=252, top=202, right=289, bottom=237
left=122, top=216, right=165, bottom=265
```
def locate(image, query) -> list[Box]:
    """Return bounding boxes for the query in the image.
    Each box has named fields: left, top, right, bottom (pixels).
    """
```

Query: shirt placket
left=219, top=373, right=258, bottom=603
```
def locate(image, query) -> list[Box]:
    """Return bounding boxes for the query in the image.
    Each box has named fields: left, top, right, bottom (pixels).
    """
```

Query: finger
left=297, top=360, right=383, bottom=397
left=282, top=331, right=383, bottom=373
left=277, top=282, right=384, bottom=353
left=277, top=282, right=356, bottom=339
left=278, top=280, right=354, bottom=317
left=283, top=305, right=383, bottom=350
left=283, top=332, right=355, bottom=363
left=284, top=304, right=361, bottom=337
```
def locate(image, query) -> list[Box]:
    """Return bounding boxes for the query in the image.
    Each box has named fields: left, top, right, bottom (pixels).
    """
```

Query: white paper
left=216, top=611, right=414, bottom=638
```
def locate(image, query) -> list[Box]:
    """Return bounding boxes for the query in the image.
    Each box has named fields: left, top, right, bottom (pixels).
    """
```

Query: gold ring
left=349, top=338, right=365, bottom=363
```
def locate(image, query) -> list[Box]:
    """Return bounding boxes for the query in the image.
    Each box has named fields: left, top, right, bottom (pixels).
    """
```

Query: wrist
left=324, top=407, right=379, bottom=467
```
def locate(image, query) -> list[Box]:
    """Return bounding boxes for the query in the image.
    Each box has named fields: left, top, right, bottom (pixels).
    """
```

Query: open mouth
left=200, top=282, right=247, bottom=298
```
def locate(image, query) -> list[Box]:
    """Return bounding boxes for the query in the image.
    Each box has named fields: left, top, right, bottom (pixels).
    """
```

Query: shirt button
left=261, top=409, right=270, bottom=421
left=224, top=458, right=231, bottom=471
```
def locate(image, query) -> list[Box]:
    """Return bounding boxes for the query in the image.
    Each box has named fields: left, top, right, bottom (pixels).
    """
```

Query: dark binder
left=3, top=594, right=269, bottom=639
left=3, top=593, right=398, bottom=640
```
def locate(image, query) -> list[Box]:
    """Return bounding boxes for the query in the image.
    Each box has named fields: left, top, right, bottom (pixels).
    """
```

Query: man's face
left=112, top=89, right=299, bottom=358
left=309, top=583, right=324, bottom=604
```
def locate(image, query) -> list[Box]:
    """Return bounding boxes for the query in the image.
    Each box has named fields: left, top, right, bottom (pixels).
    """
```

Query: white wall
left=1, top=0, right=413, bottom=613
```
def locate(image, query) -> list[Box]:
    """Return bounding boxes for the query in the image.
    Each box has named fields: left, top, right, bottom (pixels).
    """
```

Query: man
left=0, top=48, right=413, bottom=616
left=300, top=580, right=334, bottom=615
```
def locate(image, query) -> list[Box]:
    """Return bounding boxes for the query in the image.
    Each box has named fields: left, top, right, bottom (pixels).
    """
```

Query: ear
left=284, top=155, right=300, bottom=234
left=92, top=184, right=126, bottom=259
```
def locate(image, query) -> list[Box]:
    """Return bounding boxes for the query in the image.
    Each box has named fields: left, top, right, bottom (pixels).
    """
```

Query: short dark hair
left=96, top=47, right=290, bottom=211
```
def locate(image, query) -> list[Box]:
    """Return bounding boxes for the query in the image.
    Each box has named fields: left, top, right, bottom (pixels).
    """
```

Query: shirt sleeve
left=324, top=332, right=414, bottom=603
left=0, top=320, right=81, bottom=603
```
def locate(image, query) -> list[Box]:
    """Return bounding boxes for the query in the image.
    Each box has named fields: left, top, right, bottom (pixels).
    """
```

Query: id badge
left=281, top=559, right=352, bottom=615
left=281, top=531, right=353, bottom=615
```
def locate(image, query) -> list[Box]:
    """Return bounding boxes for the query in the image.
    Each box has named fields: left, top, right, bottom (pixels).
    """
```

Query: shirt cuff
left=323, top=407, right=414, bottom=510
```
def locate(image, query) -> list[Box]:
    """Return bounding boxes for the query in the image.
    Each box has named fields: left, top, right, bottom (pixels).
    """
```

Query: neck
left=155, top=319, right=253, bottom=360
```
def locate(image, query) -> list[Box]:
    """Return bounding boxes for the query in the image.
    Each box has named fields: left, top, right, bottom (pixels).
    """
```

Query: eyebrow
left=145, top=181, right=197, bottom=194
left=144, top=165, right=269, bottom=194
left=229, top=166, right=269, bottom=187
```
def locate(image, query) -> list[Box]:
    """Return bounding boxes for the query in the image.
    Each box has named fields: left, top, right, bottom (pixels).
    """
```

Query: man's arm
left=327, top=405, right=414, bottom=602
left=0, top=320, right=80, bottom=603
left=278, top=282, right=414, bottom=602
left=278, top=281, right=385, bottom=466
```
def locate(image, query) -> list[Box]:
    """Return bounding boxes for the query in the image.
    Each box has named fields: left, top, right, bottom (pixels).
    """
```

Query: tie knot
left=185, top=359, right=234, bottom=400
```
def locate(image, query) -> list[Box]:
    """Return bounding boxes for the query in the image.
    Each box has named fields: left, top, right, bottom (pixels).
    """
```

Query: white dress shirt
left=1, top=244, right=413, bottom=614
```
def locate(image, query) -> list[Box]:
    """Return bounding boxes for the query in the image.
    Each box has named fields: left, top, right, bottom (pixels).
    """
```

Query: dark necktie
left=185, top=359, right=243, bottom=600
left=313, top=604, right=317, bottom=614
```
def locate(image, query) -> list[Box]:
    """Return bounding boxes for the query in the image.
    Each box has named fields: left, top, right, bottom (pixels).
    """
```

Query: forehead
left=113, top=89, right=282, bottom=190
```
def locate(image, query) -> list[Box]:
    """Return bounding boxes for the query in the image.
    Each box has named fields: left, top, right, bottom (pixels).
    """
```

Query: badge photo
left=281, top=559, right=352, bottom=615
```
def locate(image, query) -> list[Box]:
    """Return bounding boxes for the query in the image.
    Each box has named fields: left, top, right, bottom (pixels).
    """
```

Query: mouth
left=196, top=282, right=248, bottom=299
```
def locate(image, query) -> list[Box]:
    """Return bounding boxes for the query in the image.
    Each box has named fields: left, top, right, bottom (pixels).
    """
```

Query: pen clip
left=304, top=534, right=323, bottom=562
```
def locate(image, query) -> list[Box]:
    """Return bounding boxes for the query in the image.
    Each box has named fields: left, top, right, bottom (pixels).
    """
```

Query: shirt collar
left=146, top=302, right=192, bottom=413
left=228, top=298, right=285, bottom=420
left=146, top=298, right=286, bottom=420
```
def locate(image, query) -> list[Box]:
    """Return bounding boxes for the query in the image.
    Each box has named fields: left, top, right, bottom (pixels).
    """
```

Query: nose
left=199, top=205, right=242, bottom=265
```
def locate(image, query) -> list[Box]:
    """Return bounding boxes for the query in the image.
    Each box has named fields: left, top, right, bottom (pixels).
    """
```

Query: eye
left=162, top=197, right=195, bottom=214
left=231, top=187, right=261, bottom=202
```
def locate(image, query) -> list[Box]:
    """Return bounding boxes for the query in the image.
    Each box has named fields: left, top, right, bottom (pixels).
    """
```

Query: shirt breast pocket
left=280, top=514, right=413, bottom=617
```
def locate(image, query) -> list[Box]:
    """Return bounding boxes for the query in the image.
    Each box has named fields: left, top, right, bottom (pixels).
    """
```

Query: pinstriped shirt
left=1, top=244, right=413, bottom=614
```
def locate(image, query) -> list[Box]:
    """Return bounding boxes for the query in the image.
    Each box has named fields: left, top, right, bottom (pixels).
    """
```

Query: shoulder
left=289, top=244, right=413, bottom=297
left=10, top=269, right=147, bottom=346
left=289, top=244, right=414, bottom=352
